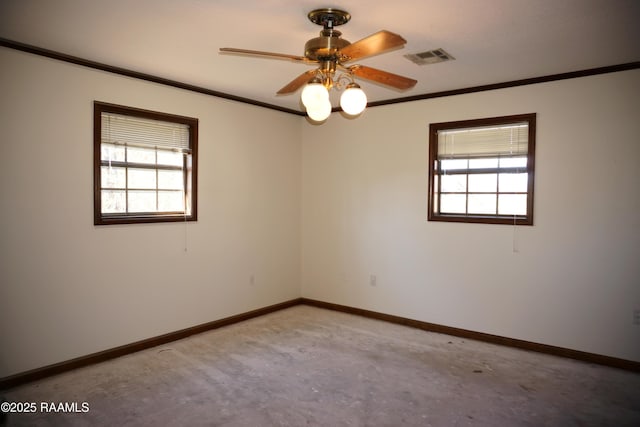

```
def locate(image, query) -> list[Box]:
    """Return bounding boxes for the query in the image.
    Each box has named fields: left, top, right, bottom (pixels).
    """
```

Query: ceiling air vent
left=404, top=48, right=455, bottom=65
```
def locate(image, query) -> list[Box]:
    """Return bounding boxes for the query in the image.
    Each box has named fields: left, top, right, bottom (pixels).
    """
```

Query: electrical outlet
left=369, top=274, right=377, bottom=287
left=633, top=309, right=640, bottom=325
left=249, top=274, right=255, bottom=286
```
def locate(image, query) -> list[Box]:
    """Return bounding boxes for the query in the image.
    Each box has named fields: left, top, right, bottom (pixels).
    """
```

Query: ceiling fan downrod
left=304, top=9, right=351, bottom=62
left=307, top=8, right=351, bottom=29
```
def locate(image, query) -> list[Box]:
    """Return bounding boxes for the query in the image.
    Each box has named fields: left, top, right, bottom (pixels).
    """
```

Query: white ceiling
left=1, top=0, right=639, bottom=113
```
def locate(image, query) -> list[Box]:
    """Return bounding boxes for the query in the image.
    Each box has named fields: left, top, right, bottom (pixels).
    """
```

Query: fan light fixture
left=302, top=72, right=368, bottom=122
left=307, top=97, right=332, bottom=121
left=301, top=78, right=329, bottom=109
left=340, top=82, right=367, bottom=116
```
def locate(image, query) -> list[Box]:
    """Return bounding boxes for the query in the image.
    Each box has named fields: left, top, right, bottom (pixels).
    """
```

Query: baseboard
left=3, top=296, right=637, bottom=390
left=0, top=298, right=303, bottom=390
left=300, top=298, right=640, bottom=373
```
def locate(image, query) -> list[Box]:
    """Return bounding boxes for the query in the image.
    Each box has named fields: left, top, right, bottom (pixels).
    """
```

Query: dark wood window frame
left=428, top=113, right=536, bottom=225
left=94, top=101, right=198, bottom=225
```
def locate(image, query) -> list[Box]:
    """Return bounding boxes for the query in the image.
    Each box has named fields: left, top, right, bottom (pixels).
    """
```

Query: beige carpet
left=2, top=305, right=639, bottom=426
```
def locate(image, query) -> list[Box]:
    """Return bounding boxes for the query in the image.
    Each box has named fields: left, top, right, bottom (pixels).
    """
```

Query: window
left=428, top=113, right=536, bottom=225
left=94, top=102, right=198, bottom=225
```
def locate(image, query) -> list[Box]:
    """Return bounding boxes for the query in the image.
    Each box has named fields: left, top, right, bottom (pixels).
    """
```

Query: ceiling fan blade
left=277, top=70, right=318, bottom=95
left=220, top=47, right=310, bottom=62
left=340, top=30, right=407, bottom=62
left=349, top=65, right=417, bottom=90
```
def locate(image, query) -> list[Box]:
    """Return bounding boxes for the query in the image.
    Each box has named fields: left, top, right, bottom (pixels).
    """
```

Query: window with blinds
left=428, top=114, right=536, bottom=225
left=94, top=102, right=198, bottom=225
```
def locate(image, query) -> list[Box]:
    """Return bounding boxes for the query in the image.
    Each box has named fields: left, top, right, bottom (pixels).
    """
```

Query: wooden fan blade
left=277, top=70, right=317, bottom=95
left=340, top=30, right=407, bottom=62
left=349, top=65, right=417, bottom=90
left=220, top=47, right=309, bottom=62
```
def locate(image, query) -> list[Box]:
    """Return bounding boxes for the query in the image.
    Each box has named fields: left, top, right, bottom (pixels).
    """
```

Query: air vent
left=404, top=48, right=455, bottom=65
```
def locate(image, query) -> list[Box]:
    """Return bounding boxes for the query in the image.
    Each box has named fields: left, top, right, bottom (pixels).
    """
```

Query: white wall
left=0, top=47, right=302, bottom=377
left=301, top=70, right=640, bottom=362
left=1, top=46, right=638, bottom=379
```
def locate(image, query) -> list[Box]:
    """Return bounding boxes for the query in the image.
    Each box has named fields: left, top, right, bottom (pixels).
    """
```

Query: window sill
left=95, top=213, right=196, bottom=226
left=428, top=213, right=532, bottom=226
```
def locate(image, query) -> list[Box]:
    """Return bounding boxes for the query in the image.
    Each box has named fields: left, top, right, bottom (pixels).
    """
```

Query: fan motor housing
left=305, top=29, right=350, bottom=61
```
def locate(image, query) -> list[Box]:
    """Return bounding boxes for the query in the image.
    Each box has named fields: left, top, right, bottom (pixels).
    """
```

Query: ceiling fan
left=220, top=8, right=417, bottom=121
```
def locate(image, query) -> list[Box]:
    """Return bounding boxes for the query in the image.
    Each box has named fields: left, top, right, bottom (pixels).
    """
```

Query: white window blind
left=438, top=123, right=528, bottom=159
left=101, top=113, right=190, bottom=152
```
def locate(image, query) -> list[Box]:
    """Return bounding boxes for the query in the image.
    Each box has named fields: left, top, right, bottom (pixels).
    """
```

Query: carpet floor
left=2, top=305, right=639, bottom=426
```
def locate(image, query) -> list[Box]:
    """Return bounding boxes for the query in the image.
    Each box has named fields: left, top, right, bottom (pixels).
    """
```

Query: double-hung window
left=428, top=113, right=536, bottom=225
left=94, top=102, right=198, bottom=225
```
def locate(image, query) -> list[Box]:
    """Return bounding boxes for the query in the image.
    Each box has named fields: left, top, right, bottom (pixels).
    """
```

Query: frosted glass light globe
left=340, top=85, right=367, bottom=116
left=301, top=82, right=329, bottom=109
left=306, top=98, right=332, bottom=122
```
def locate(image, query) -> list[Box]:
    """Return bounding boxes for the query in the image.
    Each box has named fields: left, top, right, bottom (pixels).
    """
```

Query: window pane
left=158, top=170, right=184, bottom=190
left=440, top=174, right=466, bottom=192
left=101, top=166, right=126, bottom=188
left=158, top=191, right=184, bottom=212
left=128, top=168, right=156, bottom=189
left=157, top=150, right=184, bottom=167
left=440, top=194, right=466, bottom=213
left=440, top=159, right=467, bottom=171
left=498, top=194, right=527, bottom=215
left=468, top=194, right=497, bottom=214
left=468, top=174, right=497, bottom=192
left=469, top=158, right=498, bottom=169
left=128, top=190, right=156, bottom=212
left=499, top=173, right=528, bottom=192
left=101, top=143, right=125, bottom=162
left=500, top=156, right=527, bottom=168
left=127, top=146, right=156, bottom=164
left=102, top=190, right=126, bottom=213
